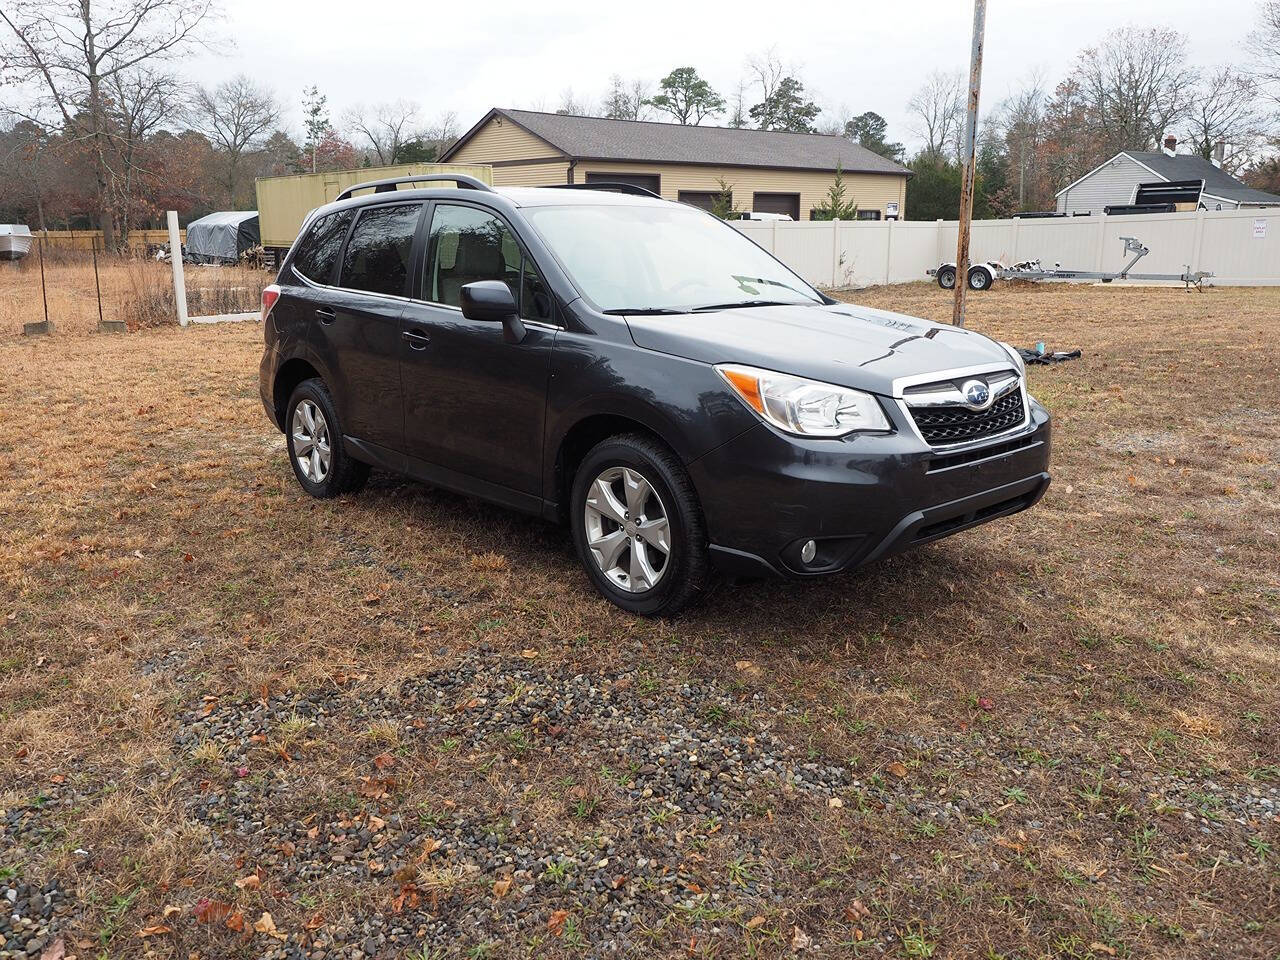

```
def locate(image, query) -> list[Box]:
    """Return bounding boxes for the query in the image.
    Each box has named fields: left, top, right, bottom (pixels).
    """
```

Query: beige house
left=441, top=108, right=911, bottom=221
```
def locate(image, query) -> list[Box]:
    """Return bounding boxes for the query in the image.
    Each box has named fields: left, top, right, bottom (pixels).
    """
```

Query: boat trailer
left=928, top=236, right=1213, bottom=292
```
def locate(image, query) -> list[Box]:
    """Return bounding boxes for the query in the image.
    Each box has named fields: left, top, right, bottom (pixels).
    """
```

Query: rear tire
left=284, top=378, right=370, bottom=498
left=570, top=433, right=708, bottom=617
left=967, top=265, right=993, bottom=290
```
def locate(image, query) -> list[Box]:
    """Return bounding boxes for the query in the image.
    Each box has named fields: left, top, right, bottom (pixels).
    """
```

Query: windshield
left=522, top=202, right=824, bottom=313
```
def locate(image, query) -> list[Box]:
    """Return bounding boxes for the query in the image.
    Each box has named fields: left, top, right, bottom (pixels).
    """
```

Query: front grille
left=909, top=390, right=1026, bottom=445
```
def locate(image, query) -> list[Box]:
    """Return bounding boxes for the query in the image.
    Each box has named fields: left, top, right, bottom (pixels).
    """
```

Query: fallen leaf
left=193, top=899, right=233, bottom=924
left=886, top=761, right=908, bottom=778
left=234, top=874, right=261, bottom=891
left=548, top=909, right=569, bottom=936
left=14, top=746, right=28, bottom=759
left=827, top=797, right=843, bottom=809
left=373, top=752, right=396, bottom=770
left=977, top=696, right=995, bottom=711
left=1089, top=944, right=1116, bottom=957
left=791, top=925, right=812, bottom=951
left=137, top=923, right=172, bottom=937
left=493, top=877, right=512, bottom=899
left=253, top=912, right=286, bottom=940
left=520, top=648, right=539, bottom=659
left=844, top=899, right=871, bottom=921
left=745, top=915, right=766, bottom=930
left=39, top=939, right=66, bottom=960
left=304, top=911, right=325, bottom=930
left=225, top=910, right=246, bottom=933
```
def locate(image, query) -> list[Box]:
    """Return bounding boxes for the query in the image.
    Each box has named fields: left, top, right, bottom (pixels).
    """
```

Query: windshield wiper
left=691, top=299, right=794, bottom=312
left=602, top=307, right=687, bottom=315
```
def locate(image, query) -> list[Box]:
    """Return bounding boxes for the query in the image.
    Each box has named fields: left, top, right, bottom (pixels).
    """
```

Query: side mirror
left=460, top=280, right=525, bottom=343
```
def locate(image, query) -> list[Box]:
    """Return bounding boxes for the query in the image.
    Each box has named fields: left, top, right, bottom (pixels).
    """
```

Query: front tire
left=936, top=265, right=957, bottom=290
left=570, top=433, right=709, bottom=617
left=285, top=378, right=370, bottom=498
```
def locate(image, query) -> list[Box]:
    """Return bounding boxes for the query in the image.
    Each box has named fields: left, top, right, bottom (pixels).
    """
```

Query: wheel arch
left=549, top=408, right=688, bottom=522
left=272, top=357, right=324, bottom=431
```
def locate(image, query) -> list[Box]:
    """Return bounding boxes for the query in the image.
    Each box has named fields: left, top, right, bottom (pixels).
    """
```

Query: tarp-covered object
left=185, top=211, right=259, bottom=263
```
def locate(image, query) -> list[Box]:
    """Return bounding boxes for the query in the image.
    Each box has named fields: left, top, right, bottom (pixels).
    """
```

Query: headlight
left=716, top=364, right=890, bottom=437
left=998, top=341, right=1026, bottom=375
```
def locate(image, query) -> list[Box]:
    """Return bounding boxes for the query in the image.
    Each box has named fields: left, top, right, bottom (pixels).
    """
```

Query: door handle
left=402, top=328, right=431, bottom=350
left=315, top=307, right=336, bottom=324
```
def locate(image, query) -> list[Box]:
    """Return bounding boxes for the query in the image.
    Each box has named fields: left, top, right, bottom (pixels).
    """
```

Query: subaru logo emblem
left=962, top=379, right=992, bottom=409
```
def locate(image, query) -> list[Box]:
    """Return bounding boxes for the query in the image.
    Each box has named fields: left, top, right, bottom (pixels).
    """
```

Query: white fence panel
left=732, top=207, right=1278, bottom=288
left=1199, top=211, right=1280, bottom=284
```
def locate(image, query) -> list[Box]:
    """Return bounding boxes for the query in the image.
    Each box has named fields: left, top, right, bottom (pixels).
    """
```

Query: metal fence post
left=167, top=210, right=188, bottom=327
left=37, top=236, right=49, bottom=327
left=92, top=235, right=104, bottom=327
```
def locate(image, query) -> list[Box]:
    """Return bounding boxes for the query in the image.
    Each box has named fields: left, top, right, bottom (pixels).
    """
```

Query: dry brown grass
left=0, top=282, right=1277, bottom=958
left=0, top=254, right=268, bottom=337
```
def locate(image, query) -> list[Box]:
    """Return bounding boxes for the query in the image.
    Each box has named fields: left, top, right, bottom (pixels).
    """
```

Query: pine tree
left=302, top=85, right=329, bottom=174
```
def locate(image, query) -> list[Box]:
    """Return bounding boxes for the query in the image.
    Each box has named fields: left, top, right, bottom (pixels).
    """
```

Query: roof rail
left=542, top=182, right=663, bottom=199
left=335, top=174, right=495, bottom=202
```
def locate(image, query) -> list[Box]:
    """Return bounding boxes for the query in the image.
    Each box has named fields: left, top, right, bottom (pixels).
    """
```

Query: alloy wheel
left=583, top=466, right=672, bottom=592
left=291, top=399, right=332, bottom=483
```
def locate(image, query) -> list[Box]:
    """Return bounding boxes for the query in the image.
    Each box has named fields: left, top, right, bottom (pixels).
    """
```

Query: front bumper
left=688, top=398, right=1051, bottom=578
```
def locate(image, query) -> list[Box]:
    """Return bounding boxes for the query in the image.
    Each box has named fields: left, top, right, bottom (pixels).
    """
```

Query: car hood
left=623, top=301, right=1013, bottom=395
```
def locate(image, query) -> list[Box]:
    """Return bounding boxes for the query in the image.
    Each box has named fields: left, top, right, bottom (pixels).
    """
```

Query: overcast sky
left=190, top=0, right=1265, bottom=148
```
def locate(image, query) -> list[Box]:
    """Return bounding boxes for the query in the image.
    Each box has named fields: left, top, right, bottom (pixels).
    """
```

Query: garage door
left=584, top=172, right=660, bottom=195
left=677, top=190, right=726, bottom=212
left=752, top=192, right=800, bottom=220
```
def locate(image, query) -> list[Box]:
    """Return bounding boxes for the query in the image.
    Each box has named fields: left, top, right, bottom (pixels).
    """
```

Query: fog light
left=800, top=539, right=817, bottom=564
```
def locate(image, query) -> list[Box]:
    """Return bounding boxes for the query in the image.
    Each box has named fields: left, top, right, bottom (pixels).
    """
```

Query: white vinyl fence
left=732, top=207, right=1280, bottom=289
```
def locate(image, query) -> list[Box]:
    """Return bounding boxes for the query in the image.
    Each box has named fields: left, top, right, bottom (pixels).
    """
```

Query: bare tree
left=346, top=100, right=421, bottom=165
left=0, top=118, right=57, bottom=231
left=0, top=0, right=215, bottom=249
left=193, top=74, right=279, bottom=207
left=556, top=88, right=598, bottom=117
left=906, top=70, right=965, bottom=162
left=108, top=68, right=184, bottom=238
left=746, top=49, right=786, bottom=117
left=603, top=75, right=649, bottom=121
left=1068, top=26, right=1195, bottom=156
left=1248, top=0, right=1280, bottom=110
left=995, top=72, right=1047, bottom=209
left=1181, top=67, right=1266, bottom=173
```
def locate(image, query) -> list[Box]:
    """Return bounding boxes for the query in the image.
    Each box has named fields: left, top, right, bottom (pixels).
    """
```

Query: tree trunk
left=82, top=0, right=117, bottom=253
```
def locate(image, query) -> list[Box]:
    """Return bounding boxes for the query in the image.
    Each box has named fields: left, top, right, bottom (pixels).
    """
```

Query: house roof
left=1056, top=150, right=1280, bottom=205
left=442, top=108, right=912, bottom=177
left=1124, top=152, right=1280, bottom=205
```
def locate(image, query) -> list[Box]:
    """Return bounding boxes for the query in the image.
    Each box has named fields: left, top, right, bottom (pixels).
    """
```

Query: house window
left=856, top=209, right=881, bottom=221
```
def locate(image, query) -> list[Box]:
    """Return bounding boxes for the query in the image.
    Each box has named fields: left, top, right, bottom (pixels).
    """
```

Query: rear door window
left=292, top=210, right=352, bottom=284
left=338, top=203, right=422, bottom=297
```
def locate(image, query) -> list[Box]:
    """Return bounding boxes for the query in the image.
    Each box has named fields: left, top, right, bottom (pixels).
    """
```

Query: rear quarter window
left=292, top=210, right=352, bottom=284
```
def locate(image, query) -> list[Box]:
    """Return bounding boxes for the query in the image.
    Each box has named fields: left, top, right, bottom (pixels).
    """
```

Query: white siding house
left=1056, top=154, right=1159, bottom=215
left=1056, top=147, right=1280, bottom=215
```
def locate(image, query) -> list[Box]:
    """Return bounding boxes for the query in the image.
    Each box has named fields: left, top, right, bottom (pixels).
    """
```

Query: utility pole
left=952, top=0, right=987, bottom=328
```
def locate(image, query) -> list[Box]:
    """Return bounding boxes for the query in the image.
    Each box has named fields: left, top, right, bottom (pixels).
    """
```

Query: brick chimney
left=1162, top=135, right=1178, bottom=157
left=1212, top=141, right=1225, bottom=168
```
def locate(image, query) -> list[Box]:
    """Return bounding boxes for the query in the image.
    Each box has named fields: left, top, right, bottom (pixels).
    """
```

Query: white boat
left=0, top=224, right=34, bottom=261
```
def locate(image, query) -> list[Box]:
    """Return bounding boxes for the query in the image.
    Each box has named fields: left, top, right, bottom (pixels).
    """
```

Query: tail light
left=261, top=284, right=281, bottom=324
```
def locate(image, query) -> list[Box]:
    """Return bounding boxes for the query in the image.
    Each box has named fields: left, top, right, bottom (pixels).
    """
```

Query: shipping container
left=255, top=162, right=493, bottom=259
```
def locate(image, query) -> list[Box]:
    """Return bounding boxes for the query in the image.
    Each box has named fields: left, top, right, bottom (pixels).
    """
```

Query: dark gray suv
left=259, top=175, right=1051, bottom=615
